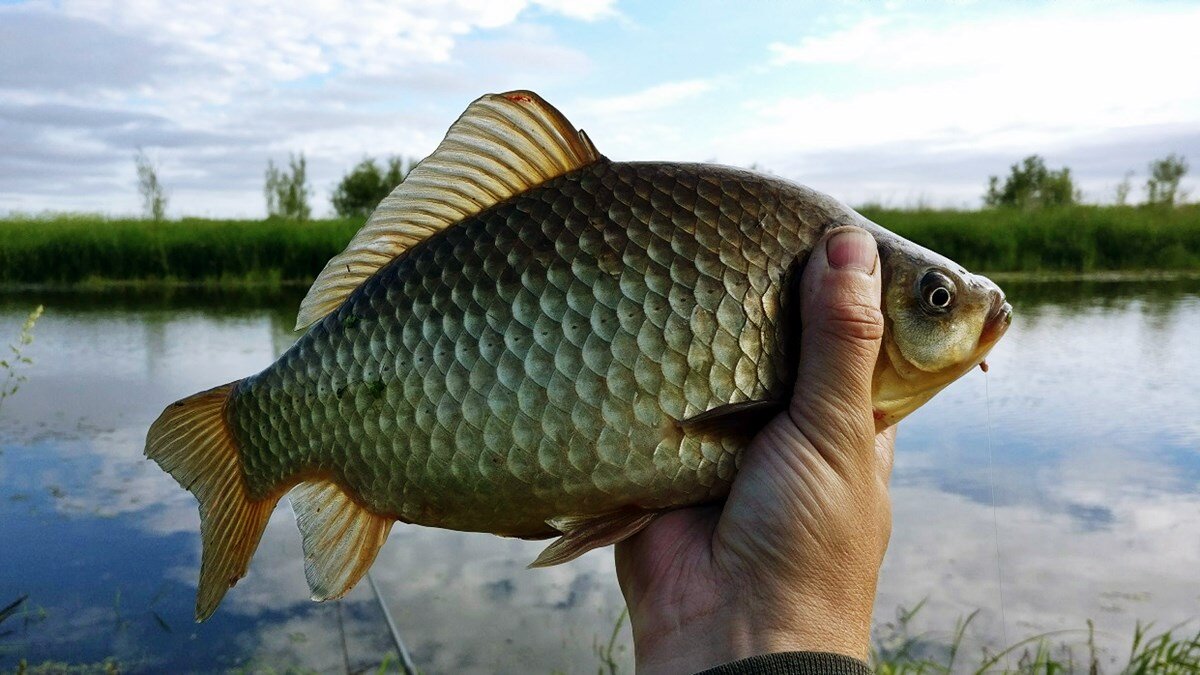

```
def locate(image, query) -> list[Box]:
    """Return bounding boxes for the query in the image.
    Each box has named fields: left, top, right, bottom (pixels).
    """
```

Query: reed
left=0, top=215, right=359, bottom=285
left=862, top=204, right=1200, bottom=273
left=1, top=205, right=1198, bottom=286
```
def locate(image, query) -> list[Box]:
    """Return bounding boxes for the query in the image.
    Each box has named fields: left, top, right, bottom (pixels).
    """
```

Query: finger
left=789, top=226, right=884, bottom=457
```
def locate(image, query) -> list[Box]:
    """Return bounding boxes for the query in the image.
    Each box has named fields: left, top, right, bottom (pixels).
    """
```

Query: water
left=1, top=280, right=1198, bottom=673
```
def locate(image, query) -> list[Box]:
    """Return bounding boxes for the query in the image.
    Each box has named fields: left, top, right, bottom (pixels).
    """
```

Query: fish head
left=866, top=224, right=1012, bottom=427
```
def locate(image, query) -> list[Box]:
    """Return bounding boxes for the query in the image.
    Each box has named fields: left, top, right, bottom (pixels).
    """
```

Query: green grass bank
left=0, top=215, right=360, bottom=286
left=2, top=205, right=1199, bottom=286
left=862, top=203, right=1200, bottom=273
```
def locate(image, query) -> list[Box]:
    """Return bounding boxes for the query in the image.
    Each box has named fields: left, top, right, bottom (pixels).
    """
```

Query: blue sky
left=2, top=0, right=1198, bottom=216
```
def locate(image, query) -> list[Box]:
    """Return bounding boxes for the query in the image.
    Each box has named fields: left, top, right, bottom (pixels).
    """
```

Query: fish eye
left=918, top=270, right=956, bottom=313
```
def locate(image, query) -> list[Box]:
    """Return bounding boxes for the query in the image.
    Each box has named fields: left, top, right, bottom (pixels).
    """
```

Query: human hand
left=615, top=225, right=895, bottom=674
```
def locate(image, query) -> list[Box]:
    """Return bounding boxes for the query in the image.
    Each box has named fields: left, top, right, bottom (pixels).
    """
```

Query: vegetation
left=0, top=204, right=1198, bottom=287
left=985, top=155, right=1077, bottom=209
left=871, top=602, right=1200, bottom=674
left=134, top=149, right=168, bottom=222
left=264, top=153, right=312, bottom=222
left=1146, top=153, right=1190, bottom=207
left=860, top=203, right=1200, bottom=273
left=0, top=305, right=43, bottom=412
left=1115, top=171, right=1135, bottom=206
left=0, top=215, right=357, bottom=285
left=331, top=156, right=412, bottom=219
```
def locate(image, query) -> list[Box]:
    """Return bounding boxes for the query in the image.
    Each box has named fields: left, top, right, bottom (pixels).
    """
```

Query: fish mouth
left=979, top=293, right=1013, bottom=347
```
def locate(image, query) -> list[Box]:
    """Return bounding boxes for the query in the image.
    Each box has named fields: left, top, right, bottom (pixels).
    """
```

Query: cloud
left=47, top=0, right=613, bottom=92
left=0, top=0, right=610, bottom=217
left=704, top=4, right=1200, bottom=206
left=0, top=9, right=191, bottom=93
left=532, top=0, right=616, bottom=21
left=576, top=79, right=714, bottom=117
left=759, top=6, right=1200, bottom=150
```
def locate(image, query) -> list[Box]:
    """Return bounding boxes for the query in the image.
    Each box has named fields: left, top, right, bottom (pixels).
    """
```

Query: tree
left=331, top=156, right=412, bottom=219
left=135, top=148, right=168, bottom=221
left=1146, top=154, right=1188, bottom=207
left=265, top=153, right=312, bottom=221
left=984, top=155, right=1077, bottom=209
left=1114, top=171, right=1134, bottom=206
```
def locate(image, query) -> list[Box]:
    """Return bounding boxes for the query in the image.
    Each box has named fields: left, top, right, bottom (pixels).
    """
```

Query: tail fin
left=145, top=381, right=278, bottom=621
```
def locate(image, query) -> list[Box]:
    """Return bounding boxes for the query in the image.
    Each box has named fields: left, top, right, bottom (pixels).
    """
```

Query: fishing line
left=367, top=570, right=417, bottom=675
left=984, top=370, right=1010, bottom=667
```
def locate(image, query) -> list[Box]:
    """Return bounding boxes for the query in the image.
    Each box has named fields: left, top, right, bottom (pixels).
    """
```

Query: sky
left=2, top=0, right=1199, bottom=217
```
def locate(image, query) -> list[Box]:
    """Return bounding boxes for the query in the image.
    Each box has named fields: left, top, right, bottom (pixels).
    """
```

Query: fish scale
left=229, top=160, right=814, bottom=535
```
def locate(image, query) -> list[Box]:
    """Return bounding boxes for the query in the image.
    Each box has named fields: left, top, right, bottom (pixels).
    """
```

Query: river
left=1, top=279, right=1197, bottom=672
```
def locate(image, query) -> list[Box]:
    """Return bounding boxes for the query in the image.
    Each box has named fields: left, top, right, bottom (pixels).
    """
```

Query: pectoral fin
left=677, top=400, right=783, bottom=439
left=530, top=508, right=658, bottom=567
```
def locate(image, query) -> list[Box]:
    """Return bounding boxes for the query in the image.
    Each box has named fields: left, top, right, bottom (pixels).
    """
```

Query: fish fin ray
left=145, top=381, right=278, bottom=622
left=529, top=508, right=658, bottom=568
left=678, top=399, right=783, bottom=439
left=289, top=478, right=394, bottom=601
left=295, top=90, right=602, bottom=330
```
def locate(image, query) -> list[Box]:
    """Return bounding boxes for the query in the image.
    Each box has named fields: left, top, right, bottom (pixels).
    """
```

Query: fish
left=145, top=90, right=1012, bottom=621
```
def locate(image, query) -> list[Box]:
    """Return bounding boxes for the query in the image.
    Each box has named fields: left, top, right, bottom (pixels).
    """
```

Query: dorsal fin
left=295, top=90, right=602, bottom=330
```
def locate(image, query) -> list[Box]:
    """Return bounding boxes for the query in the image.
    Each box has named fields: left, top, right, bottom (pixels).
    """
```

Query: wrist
left=630, top=589, right=873, bottom=674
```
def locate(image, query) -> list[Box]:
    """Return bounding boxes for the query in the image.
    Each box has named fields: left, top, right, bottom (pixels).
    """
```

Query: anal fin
left=289, top=479, right=394, bottom=601
left=530, top=508, right=658, bottom=567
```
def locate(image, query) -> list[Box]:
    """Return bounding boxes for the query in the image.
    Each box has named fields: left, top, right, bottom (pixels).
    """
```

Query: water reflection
left=0, top=280, right=1197, bottom=671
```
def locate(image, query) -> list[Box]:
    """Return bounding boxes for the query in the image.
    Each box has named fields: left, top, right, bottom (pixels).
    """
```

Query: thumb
left=789, top=225, right=884, bottom=456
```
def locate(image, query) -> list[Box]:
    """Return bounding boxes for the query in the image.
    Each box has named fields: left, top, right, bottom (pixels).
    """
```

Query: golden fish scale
left=229, top=161, right=828, bottom=536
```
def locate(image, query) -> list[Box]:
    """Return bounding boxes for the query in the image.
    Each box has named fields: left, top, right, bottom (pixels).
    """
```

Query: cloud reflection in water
left=0, top=280, right=1197, bottom=670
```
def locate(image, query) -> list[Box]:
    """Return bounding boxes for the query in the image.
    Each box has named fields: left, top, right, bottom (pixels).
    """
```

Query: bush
left=1146, top=153, right=1189, bottom=207
left=331, top=157, right=411, bottom=219
left=984, top=155, right=1077, bottom=210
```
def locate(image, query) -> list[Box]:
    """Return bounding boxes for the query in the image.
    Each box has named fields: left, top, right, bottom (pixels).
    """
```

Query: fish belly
left=229, top=161, right=815, bottom=536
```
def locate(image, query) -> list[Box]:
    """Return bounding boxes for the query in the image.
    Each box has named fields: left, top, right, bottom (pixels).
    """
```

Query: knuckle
left=819, top=300, right=885, bottom=344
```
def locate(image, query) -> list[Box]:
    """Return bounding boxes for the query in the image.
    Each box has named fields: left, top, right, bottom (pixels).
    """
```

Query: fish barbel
left=146, top=91, right=1012, bottom=620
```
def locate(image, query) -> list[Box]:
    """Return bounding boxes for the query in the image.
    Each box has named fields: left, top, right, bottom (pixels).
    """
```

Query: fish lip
left=979, top=295, right=1012, bottom=346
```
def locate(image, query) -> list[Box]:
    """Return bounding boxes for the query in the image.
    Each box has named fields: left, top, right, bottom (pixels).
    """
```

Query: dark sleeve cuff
left=694, top=651, right=873, bottom=675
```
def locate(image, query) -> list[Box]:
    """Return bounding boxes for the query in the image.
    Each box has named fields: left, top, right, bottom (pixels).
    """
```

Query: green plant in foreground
left=871, top=602, right=1200, bottom=674
left=0, top=305, right=43, bottom=413
left=594, top=607, right=628, bottom=675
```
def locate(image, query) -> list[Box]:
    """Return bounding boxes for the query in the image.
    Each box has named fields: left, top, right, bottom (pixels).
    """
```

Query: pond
left=1, top=279, right=1198, bottom=673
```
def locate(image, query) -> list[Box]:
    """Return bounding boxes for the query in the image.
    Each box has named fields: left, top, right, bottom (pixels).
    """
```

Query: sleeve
left=693, top=651, right=873, bottom=675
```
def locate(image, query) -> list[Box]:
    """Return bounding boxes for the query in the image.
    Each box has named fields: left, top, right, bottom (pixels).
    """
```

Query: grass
left=0, top=214, right=359, bottom=286
left=871, top=602, right=1200, bottom=674
left=861, top=203, right=1200, bottom=273
left=1, top=205, right=1198, bottom=287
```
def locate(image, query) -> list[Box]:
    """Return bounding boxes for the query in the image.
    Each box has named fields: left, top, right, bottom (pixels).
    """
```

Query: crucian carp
left=145, top=90, right=1012, bottom=620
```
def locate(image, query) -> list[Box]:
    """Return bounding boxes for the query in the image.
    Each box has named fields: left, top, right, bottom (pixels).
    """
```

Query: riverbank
left=861, top=203, right=1200, bottom=273
left=2, top=205, right=1198, bottom=285
left=0, top=215, right=358, bottom=285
